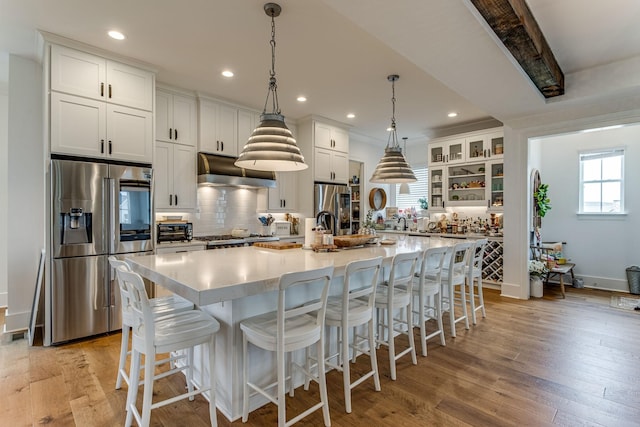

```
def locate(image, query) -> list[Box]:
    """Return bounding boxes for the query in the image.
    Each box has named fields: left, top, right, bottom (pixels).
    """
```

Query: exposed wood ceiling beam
left=469, top=0, right=564, bottom=98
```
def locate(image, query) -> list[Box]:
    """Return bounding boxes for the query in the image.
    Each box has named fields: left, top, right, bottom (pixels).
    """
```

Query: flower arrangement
left=528, top=259, right=549, bottom=278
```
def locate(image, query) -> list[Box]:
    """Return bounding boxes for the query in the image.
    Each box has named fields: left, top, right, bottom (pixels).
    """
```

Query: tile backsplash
left=156, top=186, right=303, bottom=237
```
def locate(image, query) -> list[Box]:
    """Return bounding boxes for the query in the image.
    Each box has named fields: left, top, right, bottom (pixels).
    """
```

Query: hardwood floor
left=1, top=286, right=639, bottom=426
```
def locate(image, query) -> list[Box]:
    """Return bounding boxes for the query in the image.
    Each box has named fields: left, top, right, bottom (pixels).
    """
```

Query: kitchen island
left=126, top=235, right=457, bottom=421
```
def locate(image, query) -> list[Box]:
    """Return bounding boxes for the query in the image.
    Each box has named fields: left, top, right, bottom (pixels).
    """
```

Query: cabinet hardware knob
left=108, top=141, right=112, bottom=155
left=175, top=129, right=178, bottom=140
left=175, top=195, right=178, bottom=205
left=169, top=128, right=173, bottom=139
left=169, top=194, right=173, bottom=206
left=100, top=139, right=104, bottom=153
left=100, top=82, right=104, bottom=97
left=217, top=141, right=219, bottom=151
left=221, top=141, right=224, bottom=151
left=108, top=84, right=112, bottom=98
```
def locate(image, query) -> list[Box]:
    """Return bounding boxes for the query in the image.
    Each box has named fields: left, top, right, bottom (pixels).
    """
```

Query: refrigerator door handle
left=109, top=178, right=118, bottom=254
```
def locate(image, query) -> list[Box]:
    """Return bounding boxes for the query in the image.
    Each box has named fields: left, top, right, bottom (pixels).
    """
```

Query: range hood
left=197, top=152, right=276, bottom=188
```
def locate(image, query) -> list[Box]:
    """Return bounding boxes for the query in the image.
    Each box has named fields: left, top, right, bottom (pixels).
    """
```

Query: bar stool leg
left=116, top=325, right=130, bottom=389
left=141, top=350, right=155, bottom=427
left=342, top=318, right=352, bottom=413
left=387, top=307, right=396, bottom=380
left=277, top=346, right=286, bottom=427
left=242, top=334, right=249, bottom=423
left=368, top=315, right=381, bottom=391
left=317, top=334, right=331, bottom=426
left=208, top=336, right=218, bottom=427
left=125, top=349, right=141, bottom=427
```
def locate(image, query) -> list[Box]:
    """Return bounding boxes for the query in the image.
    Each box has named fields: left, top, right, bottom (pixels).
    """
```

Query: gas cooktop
left=193, top=234, right=279, bottom=248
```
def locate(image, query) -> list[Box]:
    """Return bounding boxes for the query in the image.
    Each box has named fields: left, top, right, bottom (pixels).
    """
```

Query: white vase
left=530, top=276, right=543, bottom=298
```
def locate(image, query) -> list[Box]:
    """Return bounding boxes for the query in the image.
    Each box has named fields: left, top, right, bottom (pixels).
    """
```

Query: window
left=579, top=148, right=624, bottom=213
left=394, top=165, right=428, bottom=213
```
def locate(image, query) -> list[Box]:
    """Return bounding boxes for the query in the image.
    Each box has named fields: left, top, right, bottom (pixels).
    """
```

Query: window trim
left=578, top=147, right=625, bottom=215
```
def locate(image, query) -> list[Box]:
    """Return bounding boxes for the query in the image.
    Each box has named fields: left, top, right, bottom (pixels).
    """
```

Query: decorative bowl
left=333, top=234, right=375, bottom=248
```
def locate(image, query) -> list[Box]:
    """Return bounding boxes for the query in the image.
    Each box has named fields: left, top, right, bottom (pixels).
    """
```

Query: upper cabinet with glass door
left=428, top=138, right=465, bottom=165
left=466, top=130, right=504, bottom=160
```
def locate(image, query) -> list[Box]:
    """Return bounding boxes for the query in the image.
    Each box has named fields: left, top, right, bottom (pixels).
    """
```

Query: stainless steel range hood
left=197, top=152, right=276, bottom=188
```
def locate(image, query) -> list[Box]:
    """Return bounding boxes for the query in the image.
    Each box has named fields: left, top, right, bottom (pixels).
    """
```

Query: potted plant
left=534, top=183, right=551, bottom=218
left=528, top=259, right=549, bottom=297
left=418, top=197, right=428, bottom=210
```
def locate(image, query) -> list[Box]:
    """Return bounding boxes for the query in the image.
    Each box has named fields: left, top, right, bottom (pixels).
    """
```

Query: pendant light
left=235, top=3, right=307, bottom=172
left=398, top=138, right=411, bottom=194
left=370, top=75, right=416, bottom=183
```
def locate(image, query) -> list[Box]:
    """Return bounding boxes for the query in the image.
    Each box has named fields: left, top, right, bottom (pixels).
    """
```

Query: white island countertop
left=126, top=235, right=456, bottom=306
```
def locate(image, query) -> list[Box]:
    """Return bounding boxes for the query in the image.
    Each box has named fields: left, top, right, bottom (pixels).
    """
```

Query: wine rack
left=482, top=238, right=504, bottom=284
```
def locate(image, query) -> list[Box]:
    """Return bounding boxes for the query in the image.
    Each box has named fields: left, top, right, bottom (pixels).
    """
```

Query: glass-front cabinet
left=447, top=163, right=486, bottom=206
left=487, top=160, right=504, bottom=211
left=428, top=167, right=445, bottom=212
left=428, top=138, right=465, bottom=165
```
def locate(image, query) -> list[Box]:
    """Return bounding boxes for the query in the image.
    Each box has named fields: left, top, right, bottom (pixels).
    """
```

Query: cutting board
left=253, top=241, right=302, bottom=250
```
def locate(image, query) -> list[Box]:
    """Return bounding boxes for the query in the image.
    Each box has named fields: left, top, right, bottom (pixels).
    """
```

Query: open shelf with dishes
left=447, top=163, right=486, bottom=206
left=349, top=160, right=363, bottom=234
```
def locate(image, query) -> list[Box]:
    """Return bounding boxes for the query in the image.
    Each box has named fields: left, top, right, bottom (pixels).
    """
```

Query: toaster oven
left=157, top=222, right=193, bottom=242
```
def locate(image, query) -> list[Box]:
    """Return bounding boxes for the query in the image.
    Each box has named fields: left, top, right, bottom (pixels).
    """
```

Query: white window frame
left=578, top=147, right=625, bottom=215
left=393, top=164, right=428, bottom=214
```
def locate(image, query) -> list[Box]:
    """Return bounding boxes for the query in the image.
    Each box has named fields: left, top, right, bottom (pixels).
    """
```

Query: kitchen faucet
left=316, top=211, right=336, bottom=235
left=397, top=217, right=408, bottom=231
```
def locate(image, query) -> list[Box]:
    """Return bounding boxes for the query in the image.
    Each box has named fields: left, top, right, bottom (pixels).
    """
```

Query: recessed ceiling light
left=448, top=112, right=458, bottom=118
left=221, top=70, right=234, bottom=78
left=296, top=96, right=307, bottom=102
left=108, top=30, right=125, bottom=40
left=347, top=113, right=355, bottom=119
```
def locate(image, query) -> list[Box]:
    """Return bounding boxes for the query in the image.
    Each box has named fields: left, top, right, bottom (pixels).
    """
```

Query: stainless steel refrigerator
left=50, top=158, right=154, bottom=344
left=314, top=183, right=351, bottom=235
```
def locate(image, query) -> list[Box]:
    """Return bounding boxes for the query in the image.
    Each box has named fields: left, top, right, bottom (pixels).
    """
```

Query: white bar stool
left=116, top=269, right=220, bottom=427
left=441, top=242, right=473, bottom=338
left=240, top=265, right=334, bottom=427
left=374, top=250, right=420, bottom=381
left=467, top=238, right=488, bottom=325
left=324, top=256, right=383, bottom=413
left=108, top=256, right=194, bottom=390
left=412, top=246, right=448, bottom=356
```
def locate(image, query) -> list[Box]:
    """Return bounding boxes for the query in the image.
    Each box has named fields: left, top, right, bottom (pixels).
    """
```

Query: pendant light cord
left=263, top=10, right=281, bottom=115
left=388, top=76, right=399, bottom=149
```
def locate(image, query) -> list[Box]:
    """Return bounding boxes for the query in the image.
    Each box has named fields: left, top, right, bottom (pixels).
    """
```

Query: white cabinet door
left=198, top=99, right=238, bottom=156
left=314, top=122, right=333, bottom=150
left=106, top=60, right=154, bottom=111
left=107, top=104, right=153, bottom=163
left=268, top=172, right=298, bottom=211
left=172, top=144, right=196, bottom=209
left=154, top=142, right=196, bottom=210
left=154, top=141, right=173, bottom=209
left=155, top=90, right=172, bottom=143
left=171, top=94, right=197, bottom=147
left=332, top=127, right=349, bottom=153
left=332, top=151, right=349, bottom=184
left=314, top=147, right=333, bottom=182
left=51, top=92, right=106, bottom=157
left=50, top=44, right=105, bottom=101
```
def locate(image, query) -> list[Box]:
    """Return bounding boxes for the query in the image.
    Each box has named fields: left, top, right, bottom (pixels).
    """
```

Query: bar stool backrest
left=116, top=269, right=156, bottom=348
left=342, top=257, right=383, bottom=315
left=278, top=266, right=335, bottom=348
left=387, top=251, right=421, bottom=300
left=447, top=242, right=473, bottom=284
left=469, top=239, right=488, bottom=277
left=108, top=256, right=133, bottom=322
left=419, top=246, right=449, bottom=286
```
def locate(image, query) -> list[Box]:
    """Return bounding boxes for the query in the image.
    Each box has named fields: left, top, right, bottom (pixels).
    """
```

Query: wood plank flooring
left=1, top=286, right=639, bottom=426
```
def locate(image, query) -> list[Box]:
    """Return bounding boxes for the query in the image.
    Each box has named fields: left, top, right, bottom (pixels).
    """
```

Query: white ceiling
left=2, top=0, right=640, bottom=144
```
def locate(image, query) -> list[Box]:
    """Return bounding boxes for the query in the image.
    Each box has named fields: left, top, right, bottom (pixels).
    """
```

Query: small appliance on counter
left=157, top=222, right=193, bottom=242
left=274, top=221, right=291, bottom=236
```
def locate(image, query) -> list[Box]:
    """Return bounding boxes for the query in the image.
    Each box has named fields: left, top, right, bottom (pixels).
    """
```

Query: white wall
left=0, top=53, right=8, bottom=307
left=5, top=55, right=43, bottom=331
left=535, top=124, right=640, bottom=292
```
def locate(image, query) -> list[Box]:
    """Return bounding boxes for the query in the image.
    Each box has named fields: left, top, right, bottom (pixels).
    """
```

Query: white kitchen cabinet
left=154, top=141, right=196, bottom=210
left=487, top=160, right=504, bottom=211
left=466, top=131, right=504, bottom=161
left=198, top=98, right=238, bottom=157
left=156, top=89, right=197, bottom=146
left=446, top=163, right=487, bottom=207
left=428, top=138, right=465, bottom=165
left=314, top=121, right=348, bottom=153
left=314, top=147, right=349, bottom=184
left=268, top=171, right=298, bottom=211
left=237, top=109, right=260, bottom=153
left=427, top=166, right=446, bottom=213
left=50, top=44, right=154, bottom=111
left=51, top=92, right=152, bottom=162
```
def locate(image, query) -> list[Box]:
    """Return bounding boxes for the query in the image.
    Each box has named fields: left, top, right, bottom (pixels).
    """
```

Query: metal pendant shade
left=235, top=113, right=307, bottom=171
left=370, top=75, right=416, bottom=183
left=235, top=3, right=308, bottom=172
